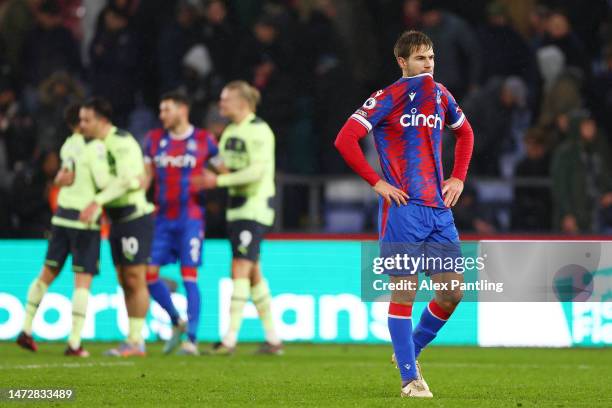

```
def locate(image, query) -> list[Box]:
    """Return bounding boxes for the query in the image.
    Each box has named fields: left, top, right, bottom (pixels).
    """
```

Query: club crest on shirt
left=160, top=139, right=168, bottom=148
left=436, top=90, right=442, bottom=104
left=187, top=139, right=197, bottom=152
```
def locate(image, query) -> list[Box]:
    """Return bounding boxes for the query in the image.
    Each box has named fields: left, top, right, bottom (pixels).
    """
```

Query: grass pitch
left=0, top=343, right=610, bottom=407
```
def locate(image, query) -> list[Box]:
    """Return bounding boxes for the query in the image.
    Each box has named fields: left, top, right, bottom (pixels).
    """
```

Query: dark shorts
left=227, top=220, right=269, bottom=262
left=379, top=201, right=462, bottom=276
left=45, top=225, right=101, bottom=274
left=109, top=213, right=154, bottom=266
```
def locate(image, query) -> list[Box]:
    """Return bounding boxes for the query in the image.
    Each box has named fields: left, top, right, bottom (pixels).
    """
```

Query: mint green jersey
left=217, top=113, right=275, bottom=226
left=52, top=133, right=110, bottom=230
left=94, top=127, right=154, bottom=221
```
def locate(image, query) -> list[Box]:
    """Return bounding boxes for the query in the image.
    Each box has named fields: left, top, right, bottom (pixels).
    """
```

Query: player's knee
left=436, top=290, right=463, bottom=310
left=390, top=290, right=414, bottom=305
left=40, top=265, right=59, bottom=284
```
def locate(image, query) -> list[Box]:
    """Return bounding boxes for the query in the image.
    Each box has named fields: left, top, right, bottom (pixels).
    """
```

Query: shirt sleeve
left=443, top=87, right=466, bottom=130
left=207, top=133, right=219, bottom=158
left=143, top=132, right=154, bottom=164
left=349, top=88, right=393, bottom=132
left=88, top=140, right=111, bottom=190
left=94, top=136, right=143, bottom=205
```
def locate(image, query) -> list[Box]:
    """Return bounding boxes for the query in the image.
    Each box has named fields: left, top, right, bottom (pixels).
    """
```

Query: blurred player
left=201, top=81, right=282, bottom=355
left=335, top=31, right=474, bottom=397
left=79, top=98, right=155, bottom=357
left=142, top=92, right=219, bottom=355
left=16, top=103, right=110, bottom=357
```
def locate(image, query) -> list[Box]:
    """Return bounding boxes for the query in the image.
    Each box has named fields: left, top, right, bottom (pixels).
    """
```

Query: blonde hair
left=224, top=80, right=261, bottom=112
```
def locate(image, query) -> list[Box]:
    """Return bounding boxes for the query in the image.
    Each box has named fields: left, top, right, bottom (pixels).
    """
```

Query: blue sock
left=183, top=281, right=201, bottom=343
left=148, top=279, right=180, bottom=326
left=388, top=303, right=417, bottom=383
left=413, top=300, right=451, bottom=358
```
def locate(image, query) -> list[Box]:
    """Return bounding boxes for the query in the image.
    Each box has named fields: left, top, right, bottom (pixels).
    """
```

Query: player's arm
left=85, top=139, right=140, bottom=206
left=441, top=87, right=474, bottom=207
left=55, top=144, right=74, bottom=186
left=143, top=161, right=154, bottom=191
left=88, top=140, right=111, bottom=190
left=203, top=128, right=270, bottom=189
left=442, top=118, right=474, bottom=207
left=334, top=118, right=408, bottom=206
left=142, top=132, right=155, bottom=190
left=205, top=134, right=230, bottom=174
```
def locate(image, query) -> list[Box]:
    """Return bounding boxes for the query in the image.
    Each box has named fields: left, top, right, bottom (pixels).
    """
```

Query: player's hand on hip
left=442, top=177, right=464, bottom=207
left=79, top=202, right=100, bottom=224
left=373, top=180, right=409, bottom=206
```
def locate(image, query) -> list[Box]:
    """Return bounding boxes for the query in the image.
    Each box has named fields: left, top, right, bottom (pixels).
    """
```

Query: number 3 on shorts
left=189, top=237, right=201, bottom=263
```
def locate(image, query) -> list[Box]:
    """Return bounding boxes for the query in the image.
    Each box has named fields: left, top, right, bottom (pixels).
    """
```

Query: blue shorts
left=150, top=217, right=204, bottom=267
left=379, top=201, right=461, bottom=275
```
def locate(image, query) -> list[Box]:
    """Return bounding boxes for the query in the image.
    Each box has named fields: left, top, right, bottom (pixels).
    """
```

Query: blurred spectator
left=9, top=149, right=59, bottom=237
left=551, top=110, right=612, bottom=233
left=537, top=62, right=583, bottom=130
left=35, top=71, right=84, bottom=151
left=158, top=0, right=203, bottom=93
left=463, top=76, right=530, bottom=176
left=511, top=127, right=552, bottom=231
left=202, top=0, right=241, bottom=88
left=526, top=4, right=550, bottom=51
left=541, top=10, right=589, bottom=77
left=89, top=4, right=142, bottom=127
left=452, top=184, right=496, bottom=234
left=298, top=0, right=353, bottom=174
left=177, top=44, right=214, bottom=123
left=586, top=42, right=612, bottom=139
left=233, top=14, right=296, bottom=170
left=420, top=0, right=481, bottom=101
left=0, top=76, right=36, bottom=179
left=477, top=1, right=538, bottom=106
left=203, top=103, right=228, bottom=139
left=22, top=0, right=81, bottom=88
left=0, top=0, right=38, bottom=79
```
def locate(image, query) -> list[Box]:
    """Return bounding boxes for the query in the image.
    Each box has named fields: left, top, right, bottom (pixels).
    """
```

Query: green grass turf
left=0, top=342, right=610, bottom=407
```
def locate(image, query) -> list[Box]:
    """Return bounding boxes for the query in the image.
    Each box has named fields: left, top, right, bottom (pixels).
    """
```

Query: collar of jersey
left=236, top=112, right=256, bottom=127
left=401, top=72, right=433, bottom=79
left=104, top=126, right=117, bottom=139
left=168, top=125, right=194, bottom=140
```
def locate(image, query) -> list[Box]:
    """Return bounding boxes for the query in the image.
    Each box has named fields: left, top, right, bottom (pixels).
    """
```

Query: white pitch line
left=0, top=361, right=135, bottom=370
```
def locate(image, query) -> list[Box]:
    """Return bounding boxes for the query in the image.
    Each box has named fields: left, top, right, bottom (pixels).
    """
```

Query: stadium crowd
left=1, top=0, right=612, bottom=236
